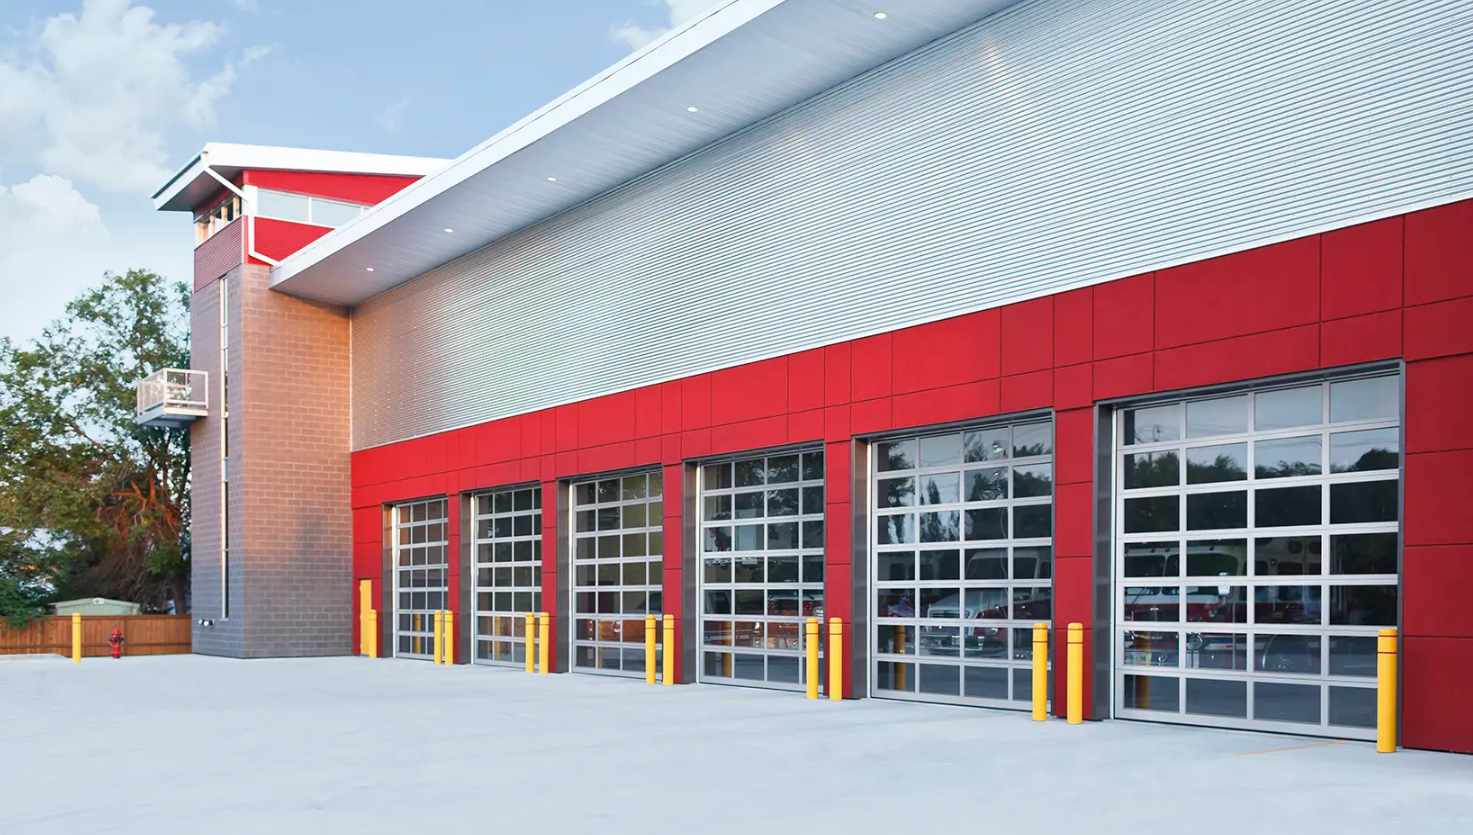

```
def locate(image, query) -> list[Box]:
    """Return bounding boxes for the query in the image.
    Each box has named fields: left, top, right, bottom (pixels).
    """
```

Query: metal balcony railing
left=135, top=368, right=208, bottom=428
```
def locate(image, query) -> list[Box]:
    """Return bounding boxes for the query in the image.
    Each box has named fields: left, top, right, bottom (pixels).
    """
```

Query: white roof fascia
left=267, top=0, right=783, bottom=287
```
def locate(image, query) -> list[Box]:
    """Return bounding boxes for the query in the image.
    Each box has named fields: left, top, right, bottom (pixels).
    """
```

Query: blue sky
left=0, top=0, right=716, bottom=340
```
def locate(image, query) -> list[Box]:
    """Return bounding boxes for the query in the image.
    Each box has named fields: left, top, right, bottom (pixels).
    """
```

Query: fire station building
left=144, top=0, right=1473, bottom=753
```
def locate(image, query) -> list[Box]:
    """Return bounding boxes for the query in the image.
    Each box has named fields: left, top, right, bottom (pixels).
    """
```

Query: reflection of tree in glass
left=1186, top=454, right=1246, bottom=482
left=1013, top=467, right=1053, bottom=497
left=1335, top=447, right=1399, bottom=473
left=881, top=443, right=914, bottom=471
left=881, top=515, right=912, bottom=544
left=1255, top=459, right=1322, bottom=478
left=1127, top=451, right=1179, bottom=489
left=1125, top=496, right=1178, bottom=533
left=966, top=469, right=1008, bottom=501
left=923, top=479, right=944, bottom=504
left=1014, top=442, right=1049, bottom=457
left=920, top=512, right=959, bottom=542
left=884, top=478, right=915, bottom=507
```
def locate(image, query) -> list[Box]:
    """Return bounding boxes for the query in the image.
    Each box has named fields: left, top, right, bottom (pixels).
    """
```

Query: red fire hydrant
left=109, top=628, right=125, bottom=659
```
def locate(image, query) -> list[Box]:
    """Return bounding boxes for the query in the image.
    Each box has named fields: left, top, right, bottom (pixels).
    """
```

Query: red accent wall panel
left=1094, top=273, right=1154, bottom=359
left=243, top=170, right=422, bottom=205
left=1404, top=450, right=1473, bottom=546
left=1319, top=311, right=1402, bottom=369
left=789, top=349, right=826, bottom=414
left=711, top=358, right=788, bottom=423
left=346, top=197, right=1473, bottom=747
left=1403, top=546, right=1473, bottom=638
left=1322, top=217, right=1403, bottom=319
left=1401, top=637, right=1473, bottom=753
left=1405, top=355, right=1473, bottom=454
left=1155, top=238, right=1320, bottom=349
left=892, top=310, right=1000, bottom=394
left=851, top=334, right=893, bottom=401
left=1153, top=325, right=1320, bottom=391
left=1403, top=296, right=1473, bottom=361
left=252, top=217, right=331, bottom=263
left=1405, top=200, right=1473, bottom=305
left=1001, top=298, right=1053, bottom=376
left=1054, top=286, right=1093, bottom=366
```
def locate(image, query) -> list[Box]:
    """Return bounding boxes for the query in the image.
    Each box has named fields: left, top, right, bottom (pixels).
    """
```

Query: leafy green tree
left=0, top=269, right=191, bottom=615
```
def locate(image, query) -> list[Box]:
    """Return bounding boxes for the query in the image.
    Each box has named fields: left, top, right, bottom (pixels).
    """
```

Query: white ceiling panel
left=269, top=0, right=1024, bottom=306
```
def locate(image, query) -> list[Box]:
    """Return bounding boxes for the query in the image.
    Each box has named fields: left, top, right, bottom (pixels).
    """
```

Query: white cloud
left=611, top=0, right=721, bottom=51
left=0, top=174, right=111, bottom=335
left=374, top=96, right=412, bottom=133
left=0, top=0, right=264, bottom=194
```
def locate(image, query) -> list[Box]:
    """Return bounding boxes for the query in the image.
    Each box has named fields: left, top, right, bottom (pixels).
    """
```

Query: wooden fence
left=0, top=615, right=192, bottom=657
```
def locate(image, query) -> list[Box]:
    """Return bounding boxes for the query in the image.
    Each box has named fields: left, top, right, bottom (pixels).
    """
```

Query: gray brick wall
left=186, top=264, right=352, bottom=657
left=234, top=265, right=353, bottom=657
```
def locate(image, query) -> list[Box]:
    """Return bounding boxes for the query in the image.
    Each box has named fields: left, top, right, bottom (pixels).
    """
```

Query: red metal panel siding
left=252, top=217, right=332, bottom=264
left=194, top=217, right=244, bottom=291
left=243, top=170, right=422, bottom=205
left=347, top=197, right=1473, bottom=748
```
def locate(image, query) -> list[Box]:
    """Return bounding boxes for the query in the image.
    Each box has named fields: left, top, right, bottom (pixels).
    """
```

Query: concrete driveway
left=2, top=655, right=1469, bottom=834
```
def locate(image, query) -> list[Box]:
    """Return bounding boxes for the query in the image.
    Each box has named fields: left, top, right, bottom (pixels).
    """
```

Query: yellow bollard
left=805, top=618, right=820, bottom=700
left=1067, top=623, right=1083, bottom=725
left=443, top=610, right=454, bottom=665
left=1378, top=627, right=1398, bottom=753
left=367, top=609, right=379, bottom=659
left=358, top=580, right=372, bottom=656
left=537, top=612, right=550, bottom=675
left=525, top=613, right=536, bottom=673
left=662, top=615, right=676, bottom=686
left=645, top=614, right=657, bottom=685
left=828, top=618, right=843, bottom=701
left=433, top=610, right=445, bottom=665
left=72, top=612, right=82, bottom=663
left=1032, top=622, right=1048, bottom=721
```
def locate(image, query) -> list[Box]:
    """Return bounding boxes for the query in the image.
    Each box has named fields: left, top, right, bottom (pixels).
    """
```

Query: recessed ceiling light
left=444, top=227, right=454, bottom=233
left=365, top=267, right=375, bottom=272
left=546, top=176, right=558, bottom=182
left=873, top=11, right=888, bottom=19
left=686, top=106, right=699, bottom=113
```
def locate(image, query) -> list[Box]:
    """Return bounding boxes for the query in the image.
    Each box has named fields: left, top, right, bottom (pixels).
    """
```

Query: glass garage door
left=572, top=471, right=664, bottom=677
left=1114, top=374, right=1400, bottom=738
left=393, top=497, right=449, bottom=660
left=699, top=450, right=826, bottom=691
left=472, top=486, right=543, bottom=666
left=871, top=420, right=1055, bottom=708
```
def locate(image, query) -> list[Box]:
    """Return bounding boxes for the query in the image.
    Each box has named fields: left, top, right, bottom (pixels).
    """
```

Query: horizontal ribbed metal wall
left=351, top=0, right=1473, bottom=450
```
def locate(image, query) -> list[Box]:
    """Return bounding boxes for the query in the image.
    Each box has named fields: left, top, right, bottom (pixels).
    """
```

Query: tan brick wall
left=233, top=265, right=353, bottom=657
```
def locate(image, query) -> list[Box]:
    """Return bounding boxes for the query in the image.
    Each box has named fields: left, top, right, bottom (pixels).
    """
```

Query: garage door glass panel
left=393, top=497, right=449, bottom=660
left=572, top=472, right=663, bottom=677
left=1114, top=374, right=1399, bottom=739
left=701, top=450, right=824, bottom=690
left=873, top=419, right=1054, bottom=709
left=472, top=486, right=542, bottom=666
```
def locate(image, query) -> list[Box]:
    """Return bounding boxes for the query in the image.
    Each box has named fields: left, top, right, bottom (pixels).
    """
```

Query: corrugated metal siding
left=194, top=218, right=244, bottom=292
left=351, top=0, right=1473, bottom=451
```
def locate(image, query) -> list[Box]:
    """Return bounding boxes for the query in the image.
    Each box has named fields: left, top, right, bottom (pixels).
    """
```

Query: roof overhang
left=152, top=143, right=448, bottom=213
left=269, top=0, right=1024, bottom=307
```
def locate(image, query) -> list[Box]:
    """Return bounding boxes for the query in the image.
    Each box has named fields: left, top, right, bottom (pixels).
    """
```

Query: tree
left=0, top=269, right=191, bottom=615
